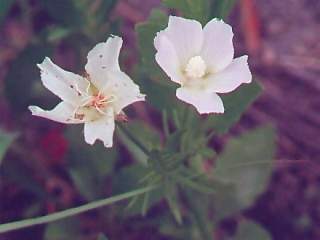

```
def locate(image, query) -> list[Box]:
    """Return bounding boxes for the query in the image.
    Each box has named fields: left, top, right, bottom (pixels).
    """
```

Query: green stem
left=117, top=123, right=150, bottom=155
left=180, top=108, right=213, bottom=239
left=162, top=109, right=170, bottom=138
left=0, top=185, right=158, bottom=233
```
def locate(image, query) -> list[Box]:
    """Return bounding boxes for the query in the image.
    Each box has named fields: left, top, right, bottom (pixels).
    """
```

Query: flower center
left=185, top=56, right=207, bottom=79
left=73, top=81, right=116, bottom=121
left=89, top=94, right=110, bottom=109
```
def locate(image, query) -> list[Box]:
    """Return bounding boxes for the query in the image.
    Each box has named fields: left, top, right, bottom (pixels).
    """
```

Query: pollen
left=185, top=56, right=207, bottom=79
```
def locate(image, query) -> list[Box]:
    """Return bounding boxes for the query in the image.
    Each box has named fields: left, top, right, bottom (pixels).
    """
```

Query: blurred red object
left=39, top=129, right=68, bottom=165
left=240, top=0, right=262, bottom=55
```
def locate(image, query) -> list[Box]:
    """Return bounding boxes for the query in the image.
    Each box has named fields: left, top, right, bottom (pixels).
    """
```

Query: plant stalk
left=0, top=185, right=158, bottom=233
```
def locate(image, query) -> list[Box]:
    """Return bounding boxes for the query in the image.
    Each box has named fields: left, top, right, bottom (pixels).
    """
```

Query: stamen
left=185, top=56, right=207, bottom=79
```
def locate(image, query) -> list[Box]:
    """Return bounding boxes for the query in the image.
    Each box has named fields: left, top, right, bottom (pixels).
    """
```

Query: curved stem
left=0, top=185, right=158, bottom=234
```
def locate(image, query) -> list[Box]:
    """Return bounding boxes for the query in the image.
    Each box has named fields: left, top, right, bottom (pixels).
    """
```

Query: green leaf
left=141, top=77, right=180, bottom=112
left=4, top=43, right=53, bottom=111
left=235, top=220, right=271, bottom=240
left=0, top=130, right=17, bottom=165
left=166, top=194, right=182, bottom=224
left=0, top=0, right=15, bottom=25
left=162, top=0, right=210, bottom=24
left=211, top=0, right=238, bottom=19
left=184, top=190, right=212, bottom=240
left=212, top=126, right=276, bottom=220
left=117, top=121, right=161, bottom=165
left=65, top=125, right=117, bottom=201
left=136, top=9, right=168, bottom=78
left=204, top=81, right=262, bottom=134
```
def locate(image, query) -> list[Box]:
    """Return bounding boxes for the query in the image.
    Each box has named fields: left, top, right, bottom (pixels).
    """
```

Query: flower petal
left=154, top=32, right=183, bottom=84
left=28, top=102, right=82, bottom=124
left=85, top=36, right=122, bottom=89
left=161, top=16, right=203, bottom=66
left=176, top=87, right=224, bottom=114
left=38, top=57, right=89, bottom=104
left=206, top=56, right=252, bottom=93
left=84, top=108, right=115, bottom=148
left=201, top=19, right=234, bottom=72
left=103, top=71, right=145, bottom=114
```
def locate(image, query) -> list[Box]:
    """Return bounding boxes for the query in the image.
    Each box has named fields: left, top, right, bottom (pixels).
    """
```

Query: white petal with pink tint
left=201, top=18, right=234, bottom=72
left=154, top=16, right=252, bottom=114
left=161, top=16, right=203, bottom=65
left=176, top=88, right=224, bottom=114
left=206, top=56, right=252, bottom=93
left=154, top=32, right=183, bottom=84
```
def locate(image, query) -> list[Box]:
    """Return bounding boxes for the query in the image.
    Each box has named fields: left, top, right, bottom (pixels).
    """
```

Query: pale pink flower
left=154, top=16, right=252, bottom=114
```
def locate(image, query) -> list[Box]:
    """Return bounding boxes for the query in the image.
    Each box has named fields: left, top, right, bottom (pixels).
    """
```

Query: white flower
left=154, top=16, right=252, bottom=114
left=29, top=36, right=145, bottom=148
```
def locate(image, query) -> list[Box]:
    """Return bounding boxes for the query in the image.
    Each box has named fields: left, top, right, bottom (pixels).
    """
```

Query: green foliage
left=211, top=0, right=238, bottom=19
left=212, top=126, right=275, bottom=221
left=234, top=220, right=272, bottom=240
left=0, top=129, right=17, bottom=165
left=117, top=121, right=161, bottom=165
left=112, top=164, right=150, bottom=193
left=0, top=0, right=15, bottom=24
left=204, top=81, right=262, bottom=134
left=164, top=182, right=182, bottom=224
left=66, top=125, right=117, bottom=201
left=136, top=9, right=168, bottom=78
left=162, top=0, right=210, bottom=24
left=112, top=162, right=164, bottom=216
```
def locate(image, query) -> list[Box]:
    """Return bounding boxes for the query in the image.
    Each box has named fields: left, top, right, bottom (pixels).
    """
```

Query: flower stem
left=117, top=123, right=150, bottom=155
left=0, top=185, right=158, bottom=233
